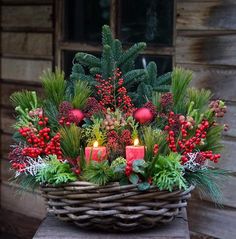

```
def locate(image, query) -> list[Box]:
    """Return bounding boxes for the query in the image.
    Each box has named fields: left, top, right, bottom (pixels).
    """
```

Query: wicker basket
left=41, top=181, right=194, bottom=231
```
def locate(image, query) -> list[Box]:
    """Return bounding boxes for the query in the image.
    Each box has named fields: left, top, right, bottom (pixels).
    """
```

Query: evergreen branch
left=59, top=124, right=82, bottom=159
left=72, top=80, right=91, bottom=109
left=10, top=90, right=38, bottom=110
left=199, top=125, right=224, bottom=153
left=112, top=39, right=123, bottom=62
left=101, top=45, right=115, bottom=78
left=75, top=52, right=101, bottom=68
left=185, top=168, right=229, bottom=205
left=36, top=155, right=77, bottom=185
left=155, top=72, right=172, bottom=86
left=43, top=100, right=60, bottom=131
left=102, top=25, right=113, bottom=47
left=153, top=85, right=170, bottom=92
left=83, top=161, right=113, bottom=186
left=146, top=62, right=157, bottom=85
left=118, top=42, right=146, bottom=68
left=171, top=68, right=193, bottom=113
left=153, top=153, right=187, bottom=191
left=41, top=68, right=66, bottom=107
left=123, top=69, right=147, bottom=87
left=187, top=88, right=212, bottom=113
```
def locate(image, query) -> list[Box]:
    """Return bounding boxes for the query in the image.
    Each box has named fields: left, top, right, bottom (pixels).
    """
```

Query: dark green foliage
left=185, top=168, right=229, bottom=204
left=83, top=161, right=113, bottom=186
left=11, top=174, right=39, bottom=193
left=10, top=90, right=38, bottom=110
left=153, top=153, right=187, bottom=191
left=43, top=100, right=60, bottom=132
left=75, top=52, right=101, bottom=68
left=101, top=45, right=114, bottom=79
left=36, top=156, right=77, bottom=185
left=117, top=42, right=146, bottom=68
left=70, top=25, right=171, bottom=107
left=41, top=68, right=66, bottom=107
left=59, top=124, right=81, bottom=159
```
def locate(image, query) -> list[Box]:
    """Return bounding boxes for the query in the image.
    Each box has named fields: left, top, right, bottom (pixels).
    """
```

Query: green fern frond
left=59, top=124, right=82, bottom=159
left=72, top=80, right=91, bottom=109
left=41, top=68, right=66, bottom=107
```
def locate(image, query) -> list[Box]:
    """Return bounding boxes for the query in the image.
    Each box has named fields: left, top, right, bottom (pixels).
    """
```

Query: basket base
left=33, top=211, right=190, bottom=238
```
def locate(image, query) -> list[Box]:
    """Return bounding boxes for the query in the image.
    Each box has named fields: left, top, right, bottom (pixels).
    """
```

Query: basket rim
left=40, top=181, right=195, bottom=193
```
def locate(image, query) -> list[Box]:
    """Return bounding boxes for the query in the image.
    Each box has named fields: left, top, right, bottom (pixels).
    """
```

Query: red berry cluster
left=165, top=112, right=178, bottom=152
left=95, top=69, right=134, bottom=115
left=12, top=162, right=27, bottom=172
left=8, top=146, right=28, bottom=173
left=83, top=97, right=103, bottom=118
left=200, top=151, right=221, bottom=163
left=44, top=133, right=62, bottom=158
left=19, top=117, right=62, bottom=159
left=153, top=144, right=159, bottom=155
left=143, top=101, right=157, bottom=117
left=107, top=129, right=132, bottom=159
left=160, top=92, right=173, bottom=110
left=164, top=112, right=217, bottom=164
left=125, top=160, right=132, bottom=176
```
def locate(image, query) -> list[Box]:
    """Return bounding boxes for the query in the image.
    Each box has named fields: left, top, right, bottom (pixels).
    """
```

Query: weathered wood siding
left=0, top=0, right=53, bottom=221
left=176, top=1, right=236, bottom=238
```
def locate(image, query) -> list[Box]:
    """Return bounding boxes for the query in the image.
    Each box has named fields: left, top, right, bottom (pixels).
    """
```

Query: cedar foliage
left=153, top=153, right=187, bottom=191
left=70, top=25, right=171, bottom=106
left=36, top=155, right=77, bottom=185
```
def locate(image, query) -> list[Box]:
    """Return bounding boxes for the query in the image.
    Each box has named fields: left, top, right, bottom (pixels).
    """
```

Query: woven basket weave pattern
left=41, top=181, right=194, bottom=231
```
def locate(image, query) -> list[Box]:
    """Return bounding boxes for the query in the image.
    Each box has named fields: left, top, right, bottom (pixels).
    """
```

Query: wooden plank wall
left=176, top=1, right=236, bottom=238
left=0, top=0, right=54, bottom=221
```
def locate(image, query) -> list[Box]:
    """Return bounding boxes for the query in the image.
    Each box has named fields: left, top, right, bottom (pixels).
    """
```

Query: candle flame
left=93, top=141, right=99, bottom=147
left=134, top=138, right=139, bottom=146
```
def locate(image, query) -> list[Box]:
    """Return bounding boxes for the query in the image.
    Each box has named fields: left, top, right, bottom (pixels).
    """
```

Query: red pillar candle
left=85, top=141, right=107, bottom=162
left=126, top=138, right=145, bottom=162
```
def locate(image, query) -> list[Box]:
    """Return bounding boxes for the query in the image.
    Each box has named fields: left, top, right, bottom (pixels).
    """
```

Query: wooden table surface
left=33, top=210, right=190, bottom=239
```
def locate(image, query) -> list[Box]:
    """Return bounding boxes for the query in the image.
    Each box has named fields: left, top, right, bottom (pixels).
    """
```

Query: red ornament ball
left=134, top=107, right=154, bottom=124
left=69, top=109, right=84, bottom=124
